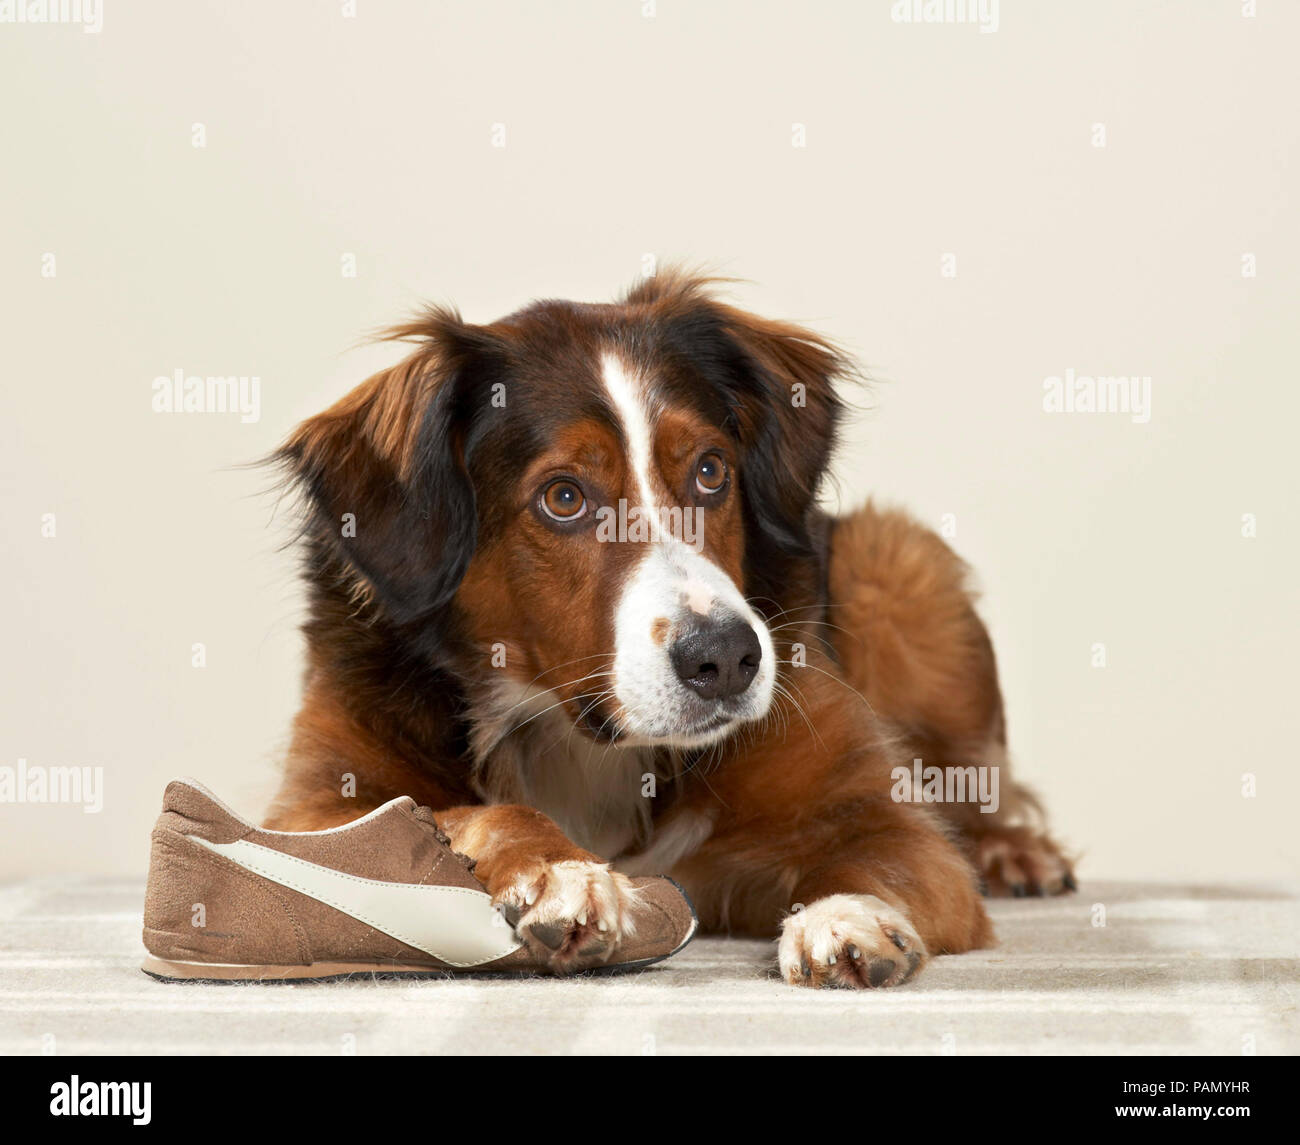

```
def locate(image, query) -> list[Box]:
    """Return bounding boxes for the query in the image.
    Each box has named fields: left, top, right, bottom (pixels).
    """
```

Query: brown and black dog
left=264, top=271, right=1074, bottom=988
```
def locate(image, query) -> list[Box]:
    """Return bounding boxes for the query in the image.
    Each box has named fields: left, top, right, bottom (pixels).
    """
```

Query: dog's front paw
left=778, top=894, right=927, bottom=989
left=496, top=860, right=638, bottom=973
left=974, top=825, right=1076, bottom=897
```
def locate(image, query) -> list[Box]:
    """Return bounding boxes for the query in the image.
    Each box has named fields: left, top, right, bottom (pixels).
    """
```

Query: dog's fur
left=264, top=272, right=1074, bottom=987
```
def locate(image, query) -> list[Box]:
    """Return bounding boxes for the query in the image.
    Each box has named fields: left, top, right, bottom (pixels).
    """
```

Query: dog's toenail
left=827, top=954, right=836, bottom=965
left=1011, top=884, right=1026, bottom=898
left=849, top=945, right=861, bottom=960
left=888, top=930, right=907, bottom=952
left=1063, top=873, right=1078, bottom=892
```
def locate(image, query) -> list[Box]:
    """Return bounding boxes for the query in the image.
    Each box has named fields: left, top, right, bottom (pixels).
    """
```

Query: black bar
left=1, top=1054, right=1287, bottom=1131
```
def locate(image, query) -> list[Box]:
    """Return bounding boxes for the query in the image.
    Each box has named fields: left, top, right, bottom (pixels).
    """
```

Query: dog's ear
left=711, top=302, right=847, bottom=558
left=273, top=309, right=500, bottom=627
left=631, top=273, right=848, bottom=558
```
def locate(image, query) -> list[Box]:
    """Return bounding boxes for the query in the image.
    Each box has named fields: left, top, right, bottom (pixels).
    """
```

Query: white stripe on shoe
left=187, top=837, right=522, bottom=968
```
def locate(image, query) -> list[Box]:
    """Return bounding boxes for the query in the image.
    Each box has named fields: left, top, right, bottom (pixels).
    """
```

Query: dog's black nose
left=670, top=617, right=762, bottom=701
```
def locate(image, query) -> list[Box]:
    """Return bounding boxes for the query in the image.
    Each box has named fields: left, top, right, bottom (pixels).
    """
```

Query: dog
left=263, top=271, right=1074, bottom=988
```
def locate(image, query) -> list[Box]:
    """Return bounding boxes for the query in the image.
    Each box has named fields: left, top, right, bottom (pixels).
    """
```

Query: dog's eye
left=695, top=453, right=727, bottom=495
left=541, top=479, right=587, bottom=522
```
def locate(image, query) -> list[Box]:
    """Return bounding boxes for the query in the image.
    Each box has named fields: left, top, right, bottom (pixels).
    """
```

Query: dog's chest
left=522, top=733, right=649, bottom=860
left=471, top=695, right=655, bottom=860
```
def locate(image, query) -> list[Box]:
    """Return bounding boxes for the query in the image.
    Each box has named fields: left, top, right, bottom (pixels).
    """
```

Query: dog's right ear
left=273, top=308, right=500, bottom=628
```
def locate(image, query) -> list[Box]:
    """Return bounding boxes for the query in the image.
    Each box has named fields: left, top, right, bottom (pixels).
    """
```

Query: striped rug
left=1, top=877, right=1295, bottom=1055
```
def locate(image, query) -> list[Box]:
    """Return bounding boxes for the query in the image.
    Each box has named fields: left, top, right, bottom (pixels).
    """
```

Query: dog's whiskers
left=775, top=658, right=882, bottom=722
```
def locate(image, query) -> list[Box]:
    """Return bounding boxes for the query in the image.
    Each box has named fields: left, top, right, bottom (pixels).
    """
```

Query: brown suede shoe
left=141, top=779, right=697, bottom=982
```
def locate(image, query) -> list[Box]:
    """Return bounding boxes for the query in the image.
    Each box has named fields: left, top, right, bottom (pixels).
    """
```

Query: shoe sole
left=141, top=878, right=699, bottom=984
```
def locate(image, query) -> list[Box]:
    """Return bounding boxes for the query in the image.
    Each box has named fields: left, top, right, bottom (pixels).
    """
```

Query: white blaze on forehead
left=599, top=349, right=775, bottom=746
left=599, top=353, right=659, bottom=509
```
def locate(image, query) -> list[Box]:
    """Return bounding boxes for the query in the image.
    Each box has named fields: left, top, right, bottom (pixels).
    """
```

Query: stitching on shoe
left=158, top=831, right=312, bottom=964
left=418, top=849, right=446, bottom=886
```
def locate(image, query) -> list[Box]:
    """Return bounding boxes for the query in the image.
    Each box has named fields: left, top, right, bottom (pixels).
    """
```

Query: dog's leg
left=673, top=797, right=993, bottom=990
left=828, top=502, right=1076, bottom=896
left=436, top=804, right=639, bottom=973
left=775, top=822, right=990, bottom=990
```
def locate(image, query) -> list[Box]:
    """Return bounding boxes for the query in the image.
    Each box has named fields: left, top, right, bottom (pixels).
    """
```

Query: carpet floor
left=1, top=877, right=1296, bottom=1056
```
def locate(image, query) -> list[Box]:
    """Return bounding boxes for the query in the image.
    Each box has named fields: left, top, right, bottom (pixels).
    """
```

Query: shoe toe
left=617, top=876, right=698, bottom=965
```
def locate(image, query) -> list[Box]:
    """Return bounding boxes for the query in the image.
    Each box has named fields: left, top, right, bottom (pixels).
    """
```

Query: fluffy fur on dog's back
left=264, top=272, right=1073, bottom=986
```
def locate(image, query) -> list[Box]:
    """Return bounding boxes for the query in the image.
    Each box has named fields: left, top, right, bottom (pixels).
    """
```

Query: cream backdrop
left=2, top=1, right=1296, bottom=885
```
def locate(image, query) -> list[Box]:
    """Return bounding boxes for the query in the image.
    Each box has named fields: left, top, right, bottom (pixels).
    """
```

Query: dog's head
left=279, top=273, right=846, bottom=749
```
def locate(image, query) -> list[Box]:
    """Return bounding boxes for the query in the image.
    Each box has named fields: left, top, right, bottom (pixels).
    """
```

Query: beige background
left=2, top=1, right=1296, bottom=885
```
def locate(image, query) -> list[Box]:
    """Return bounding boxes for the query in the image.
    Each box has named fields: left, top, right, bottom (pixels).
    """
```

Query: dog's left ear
left=709, top=301, right=847, bottom=558
left=633, top=274, right=849, bottom=558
